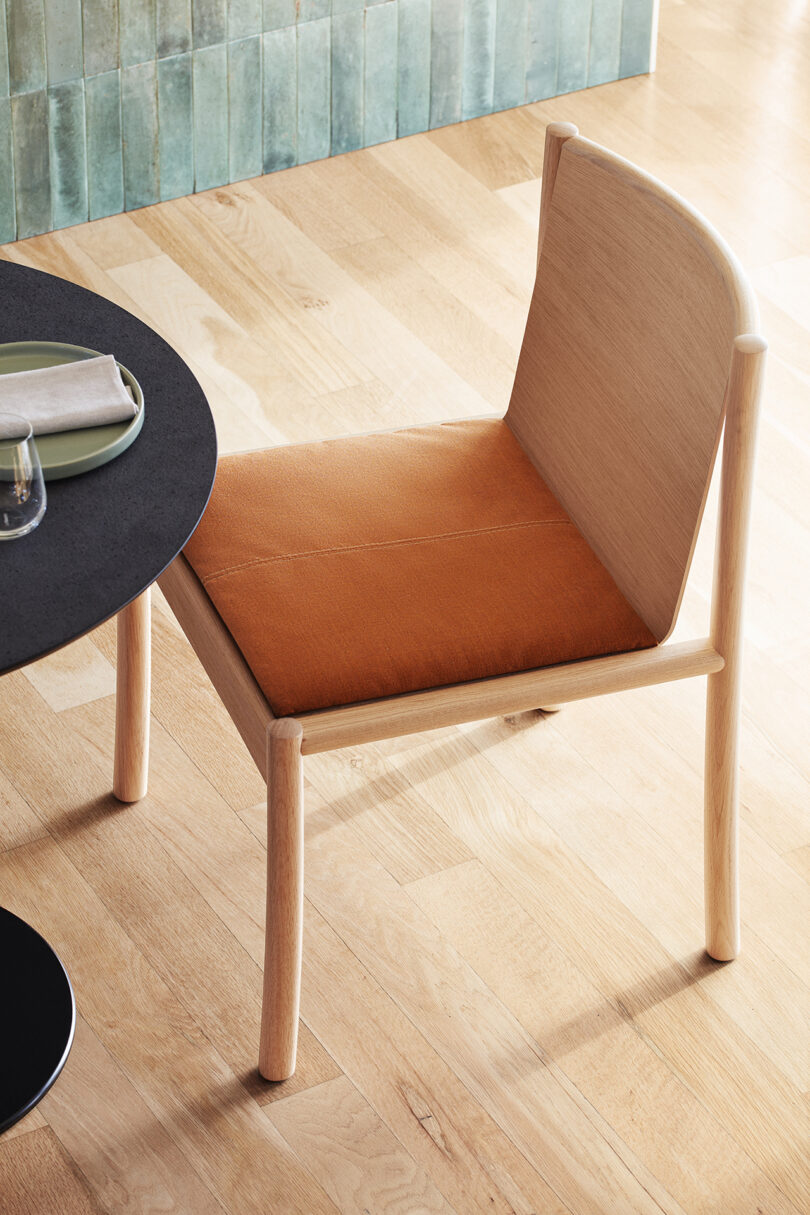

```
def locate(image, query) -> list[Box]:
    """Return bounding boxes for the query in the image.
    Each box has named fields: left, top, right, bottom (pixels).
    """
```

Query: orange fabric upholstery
left=183, top=419, right=657, bottom=716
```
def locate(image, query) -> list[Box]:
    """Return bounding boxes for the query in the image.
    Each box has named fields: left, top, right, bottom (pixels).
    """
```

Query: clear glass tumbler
left=0, top=413, right=47, bottom=540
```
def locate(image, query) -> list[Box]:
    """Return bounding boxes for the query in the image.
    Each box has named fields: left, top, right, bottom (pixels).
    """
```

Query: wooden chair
left=112, top=123, right=766, bottom=1081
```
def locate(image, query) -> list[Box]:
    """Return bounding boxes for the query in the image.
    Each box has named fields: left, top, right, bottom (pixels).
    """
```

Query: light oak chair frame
left=112, top=124, right=766, bottom=1081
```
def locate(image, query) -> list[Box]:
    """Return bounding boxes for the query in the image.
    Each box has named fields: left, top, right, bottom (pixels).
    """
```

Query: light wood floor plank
left=0, top=767, right=48, bottom=853
left=62, top=691, right=343, bottom=1105
left=331, top=236, right=517, bottom=408
left=1, top=1108, right=48, bottom=1143
left=1, top=2, right=806, bottom=1210
left=265, top=153, right=530, bottom=345
left=0, top=1127, right=105, bottom=1214
left=251, top=792, right=693, bottom=1215
left=40, top=1015, right=226, bottom=1214
left=383, top=727, right=807, bottom=1208
left=0, top=834, right=337, bottom=1215
left=304, top=746, right=472, bottom=886
left=128, top=195, right=374, bottom=400
left=190, top=182, right=494, bottom=426
left=409, top=858, right=801, bottom=1215
left=267, top=1075, right=459, bottom=1215
left=240, top=800, right=575, bottom=1215
left=22, top=636, right=116, bottom=713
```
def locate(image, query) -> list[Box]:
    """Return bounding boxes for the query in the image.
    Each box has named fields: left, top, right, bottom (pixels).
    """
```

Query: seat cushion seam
left=198, top=518, right=575, bottom=587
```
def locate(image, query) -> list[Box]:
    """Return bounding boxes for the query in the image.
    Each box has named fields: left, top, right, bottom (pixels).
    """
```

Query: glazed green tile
left=296, top=16, right=330, bottom=164
left=588, top=0, right=621, bottom=86
left=192, top=43, right=228, bottom=188
left=263, top=0, right=296, bottom=29
left=526, top=0, right=557, bottom=101
left=229, top=0, right=261, bottom=40
left=0, top=3, right=9, bottom=98
left=262, top=25, right=296, bottom=170
left=493, top=0, right=528, bottom=111
left=157, top=0, right=192, bottom=57
left=620, top=0, right=654, bottom=78
left=192, top=0, right=226, bottom=47
left=119, top=0, right=156, bottom=67
left=11, top=90, right=51, bottom=238
left=462, top=0, right=496, bottom=120
left=228, top=35, right=262, bottom=181
left=7, top=0, right=47, bottom=95
left=83, top=0, right=120, bottom=76
left=397, top=0, right=429, bottom=137
left=331, top=0, right=363, bottom=12
left=44, top=0, right=83, bottom=86
left=0, top=98, right=15, bottom=242
left=85, top=69, right=124, bottom=218
left=556, top=0, right=590, bottom=95
left=429, top=0, right=463, bottom=129
left=331, top=9, right=363, bottom=156
left=48, top=80, right=88, bottom=227
left=364, top=0, right=396, bottom=147
left=158, top=52, right=193, bottom=199
left=299, top=0, right=330, bottom=20
left=121, top=60, right=158, bottom=209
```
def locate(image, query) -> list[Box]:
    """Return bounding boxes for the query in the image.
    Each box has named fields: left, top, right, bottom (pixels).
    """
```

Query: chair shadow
left=305, top=707, right=551, bottom=838
left=304, top=719, right=732, bottom=1072
left=43, top=791, right=135, bottom=840
left=534, top=950, right=729, bottom=1061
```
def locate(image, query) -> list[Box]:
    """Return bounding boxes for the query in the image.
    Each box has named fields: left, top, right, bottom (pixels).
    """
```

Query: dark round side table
left=0, top=259, right=217, bottom=675
left=0, top=908, right=76, bottom=1133
left=0, top=260, right=218, bottom=1126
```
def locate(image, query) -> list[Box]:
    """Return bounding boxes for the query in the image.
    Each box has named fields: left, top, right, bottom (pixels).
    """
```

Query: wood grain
left=267, top=1075, right=458, bottom=1215
left=0, top=2, right=806, bottom=1209
left=506, top=134, right=756, bottom=643
left=157, top=554, right=274, bottom=776
left=705, top=335, right=767, bottom=958
left=296, top=640, right=724, bottom=753
left=0, top=1127, right=105, bottom=1214
left=22, top=634, right=115, bottom=713
left=260, top=719, right=305, bottom=1081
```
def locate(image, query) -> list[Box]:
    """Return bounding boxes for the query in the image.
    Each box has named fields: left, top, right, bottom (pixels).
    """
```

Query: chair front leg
left=259, top=718, right=304, bottom=1081
left=113, top=589, right=151, bottom=802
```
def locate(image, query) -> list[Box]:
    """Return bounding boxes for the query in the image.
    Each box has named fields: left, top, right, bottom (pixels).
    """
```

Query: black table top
left=0, top=907, right=76, bottom=1133
left=0, top=260, right=217, bottom=674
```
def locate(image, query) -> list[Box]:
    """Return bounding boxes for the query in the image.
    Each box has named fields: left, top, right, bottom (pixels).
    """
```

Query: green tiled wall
left=0, top=0, right=656, bottom=242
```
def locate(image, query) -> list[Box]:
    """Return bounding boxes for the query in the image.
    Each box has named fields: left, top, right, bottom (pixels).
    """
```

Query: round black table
left=0, top=260, right=217, bottom=672
left=0, top=908, right=76, bottom=1133
left=0, top=260, right=217, bottom=1129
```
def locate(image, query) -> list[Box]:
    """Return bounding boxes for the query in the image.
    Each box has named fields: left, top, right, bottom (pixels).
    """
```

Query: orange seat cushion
left=183, top=419, right=656, bottom=716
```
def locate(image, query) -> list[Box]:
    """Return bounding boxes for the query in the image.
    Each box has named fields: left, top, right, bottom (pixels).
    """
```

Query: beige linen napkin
left=0, top=355, right=137, bottom=439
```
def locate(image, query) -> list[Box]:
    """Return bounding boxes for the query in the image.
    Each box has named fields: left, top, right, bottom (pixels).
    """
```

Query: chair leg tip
left=112, top=782, right=147, bottom=803
left=258, top=1061, right=296, bottom=1083
left=258, top=1035, right=298, bottom=1082
left=705, top=942, right=740, bottom=962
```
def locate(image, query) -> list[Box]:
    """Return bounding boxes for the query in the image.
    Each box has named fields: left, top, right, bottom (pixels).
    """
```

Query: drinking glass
left=0, top=413, right=47, bottom=540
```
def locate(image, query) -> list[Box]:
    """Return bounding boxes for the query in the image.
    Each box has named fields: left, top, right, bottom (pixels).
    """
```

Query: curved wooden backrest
left=506, top=125, right=759, bottom=641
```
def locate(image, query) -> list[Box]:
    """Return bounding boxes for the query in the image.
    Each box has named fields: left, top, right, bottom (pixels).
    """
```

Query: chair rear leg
left=704, top=664, right=741, bottom=960
left=703, top=335, right=766, bottom=962
left=259, top=719, right=304, bottom=1080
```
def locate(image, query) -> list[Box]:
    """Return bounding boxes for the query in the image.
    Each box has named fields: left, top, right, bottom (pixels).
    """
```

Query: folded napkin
left=0, top=355, right=137, bottom=439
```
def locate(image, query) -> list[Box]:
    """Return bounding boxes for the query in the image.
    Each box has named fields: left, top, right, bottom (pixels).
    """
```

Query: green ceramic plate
left=0, top=341, right=144, bottom=481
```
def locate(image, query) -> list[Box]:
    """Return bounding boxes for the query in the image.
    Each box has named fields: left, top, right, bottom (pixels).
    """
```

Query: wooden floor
left=1, top=1, right=808, bottom=1211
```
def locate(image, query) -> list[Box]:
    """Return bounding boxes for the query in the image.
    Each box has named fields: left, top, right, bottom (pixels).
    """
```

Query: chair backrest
left=506, top=126, right=759, bottom=641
